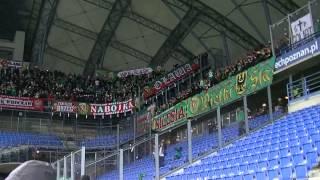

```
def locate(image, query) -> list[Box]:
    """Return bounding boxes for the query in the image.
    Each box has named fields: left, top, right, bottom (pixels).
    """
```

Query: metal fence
left=287, top=70, right=320, bottom=101
left=270, top=0, right=320, bottom=56
left=51, top=83, right=287, bottom=180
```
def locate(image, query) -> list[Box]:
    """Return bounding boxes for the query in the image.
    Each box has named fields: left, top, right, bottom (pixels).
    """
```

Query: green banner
left=152, top=56, right=275, bottom=131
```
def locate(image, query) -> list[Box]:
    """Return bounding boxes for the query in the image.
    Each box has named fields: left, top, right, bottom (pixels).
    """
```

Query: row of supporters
left=142, top=52, right=206, bottom=99
left=151, top=56, right=276, bottom=131
left=0, top=95, right=134, bottom=116
left=0, top=54, right=205, bottom=104
left=147, top=45, right=272, bottom=116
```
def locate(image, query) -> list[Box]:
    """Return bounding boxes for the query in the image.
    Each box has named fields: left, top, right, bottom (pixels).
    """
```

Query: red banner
left=0, top=95, right=44, bottom=111
left=143, top=63, right=199, bottom=99
left=53, top=101, right=77, bottom=113
left=90, top=99, right=134, bottom=116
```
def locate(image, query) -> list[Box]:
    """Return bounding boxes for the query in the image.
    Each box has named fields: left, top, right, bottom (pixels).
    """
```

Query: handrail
left=287, top=70, right=320, bottom=101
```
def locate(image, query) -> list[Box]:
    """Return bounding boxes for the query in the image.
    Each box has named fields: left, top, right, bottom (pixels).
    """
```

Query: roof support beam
left=267, top=0, right=299, bottom=15
left=83, top=0, right=131, bottom=77
left=231, top=0, right=267, bottom=43
left=163, top=1, right=218, bottom=68
left=82, top=0, right=194, bottom=63
left=32, top=0, right=60, bottom=65
left=150, top=8, right=200, bottom=67
left=54, top=18, right=151, bottom=63
left=163, top=0, right=263, bottom=50
left=46, top=46, right=86, bottom=67
left=25, top=0, right=44, bottom=60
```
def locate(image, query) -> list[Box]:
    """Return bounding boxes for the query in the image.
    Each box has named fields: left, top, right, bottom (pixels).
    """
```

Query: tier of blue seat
left=97, top=111, right=283, bottom=179
left=81, top=132, right=133, bottom=149
left=167, top=105, right=320, bottom=180
left=0, top=131, right=63, bottom=148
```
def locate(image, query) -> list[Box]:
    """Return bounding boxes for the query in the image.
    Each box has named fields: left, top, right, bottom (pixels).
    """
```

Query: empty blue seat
left=267, top=168, right=279, bottom=179
left=295, top=164, right=307, bottom=179
left=280, top=166, right=293, bottom=179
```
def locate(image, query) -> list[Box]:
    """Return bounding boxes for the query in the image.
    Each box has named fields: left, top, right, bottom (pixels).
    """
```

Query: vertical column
left=288, top=74, right=293, bottom=100
left=287, top=14, right=292, bottom=45
left=71, top=152, right=74, bottom=180
left=94, top=152, right=97, bottom=178
left=63, top=156, right=67, bottom=180
left=243, top=95, right=249, bottom=134
left=119, top=149, right=124, bottom=180
left=155, top=134, right=160, bottom=180
left=217, top=107, right=222, bottom=148
left=302, top=77, right=308, bottom=96
left=267, top=85, right=274, bottom=122
left=133, top=115, right=136, bottom=162
left=57, top=160, right=60, bottom=180
left=81, top=146, right=85, bottom=176
left=117, top=124, right=120, bottom=151
left=199, top=57, right=203, bottom=80
left=187, top=118, right=192, bottom=163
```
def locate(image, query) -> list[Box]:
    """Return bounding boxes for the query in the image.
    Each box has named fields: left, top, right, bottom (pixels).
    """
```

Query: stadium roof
left=28, top=0, right=308, bottom=75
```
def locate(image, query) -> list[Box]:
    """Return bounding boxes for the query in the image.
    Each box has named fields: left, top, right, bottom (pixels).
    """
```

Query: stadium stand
left=0, top=132, right=62, bottom=148
left=97, top=110, right=284, bottom=179
left=166, top=105, right=320, bottom=179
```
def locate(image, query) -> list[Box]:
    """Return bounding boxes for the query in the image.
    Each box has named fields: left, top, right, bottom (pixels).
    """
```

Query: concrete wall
left=288, top=92, right=320, bottom=113
left=0, top=31, right=25, bottom=61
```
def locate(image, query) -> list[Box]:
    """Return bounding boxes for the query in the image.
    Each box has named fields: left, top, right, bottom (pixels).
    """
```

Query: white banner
left=291, top=13, right=314, bottom=43
left=117, top=68, right=153, bottom=78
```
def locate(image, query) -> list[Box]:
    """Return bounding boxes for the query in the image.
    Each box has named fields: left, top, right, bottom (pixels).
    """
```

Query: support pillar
left=133, top=115, right=136, bottom=162
left=187, top=118, right=192, bottom=163
left=117, top=124, right=120, bottom=151
left=81, top=146, right=85, bottom=176
left=217, top=107, right=222, bottom=148
left=71, top=152, right=74, bottom=180
left=243, top=95, right=249, bottom=134
left=63, top=156, right=67, bottom=180
left=155, top=134, right=160, bottom=180
left=57, top=160, right=60, bottom=180
left=119, top=149, right=124, bottom=180
left=267, top=85, right=274, bottom=122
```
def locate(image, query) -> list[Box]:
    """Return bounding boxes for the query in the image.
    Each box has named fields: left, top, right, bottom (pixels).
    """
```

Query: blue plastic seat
left=295, top=164, right=307, bottom=179
left=269, top=158, right=279, bottom=168
left=280, top=157, right=292, bottom=168
left=267, top=168, right=279, bottom=179
left=280, top=166, right=293, bottom=179
left=306, top=151, right=318, bottom=166
left=255, top=171, right=267, bottom=179
left=293, top=154, right=305, bottom=165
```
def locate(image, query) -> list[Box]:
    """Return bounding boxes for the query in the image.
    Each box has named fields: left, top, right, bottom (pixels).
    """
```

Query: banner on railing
left=53, top=101, right=77, bottom=113
left=291, top=13, right=314, bottom=43
left=152, top=56, right=276, bottom=131
left=90, top=99, right=134, bottom=116
left=117, top=67, right=153, bottom=78
left=275, top=35, right=319, bottom=73
left=0, top=95, right=44, bottom=111
left=0, top=59, right=29, bottom=69
left=143, top=63, right=199, bottom=99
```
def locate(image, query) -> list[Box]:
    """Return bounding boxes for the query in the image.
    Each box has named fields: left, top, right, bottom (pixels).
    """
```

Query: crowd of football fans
left=0, top=45, right=271, bottom=108
left=153, top=45, right=272, bottom=114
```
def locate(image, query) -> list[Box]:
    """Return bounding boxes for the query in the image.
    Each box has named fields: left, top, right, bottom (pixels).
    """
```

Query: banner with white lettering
left=0, top=59, right=29, bottom=69
left=291, top=13, right=314, bottom=43
left=117, top=68, right=153, bottom=78
left=90, top=99, right=134, bottom=116
left=0, top=95, right=44, bottom=111
left=143, top=63, right=199, bottom=99
left=53, top=101, right=77, bottom=113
